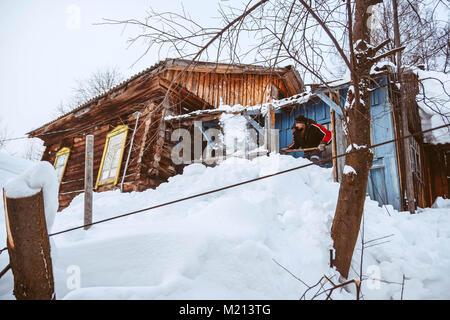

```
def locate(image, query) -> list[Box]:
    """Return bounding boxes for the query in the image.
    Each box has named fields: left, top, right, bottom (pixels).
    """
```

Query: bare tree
left=22, top=139, right=45, bottom=161
left=372, top=0, right=449, bottom=72
left=55, top=66, right=123, bottom=115
left=103, top=0, right=428, bottom=280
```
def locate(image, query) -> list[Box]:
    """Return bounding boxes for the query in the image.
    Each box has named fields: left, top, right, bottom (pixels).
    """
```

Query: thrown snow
left=219, top=113, right=255, bottom=156
left=415, top=69, right=450, bottom=145
left=4, top=161, right=58, bottom=231
left=0, top=154, right=449, bottom=300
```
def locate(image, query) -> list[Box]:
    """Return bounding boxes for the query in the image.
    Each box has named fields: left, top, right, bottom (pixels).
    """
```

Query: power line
left=0, top=128, right=76, bottom=143
left=0, top=104, right=146, bottom=143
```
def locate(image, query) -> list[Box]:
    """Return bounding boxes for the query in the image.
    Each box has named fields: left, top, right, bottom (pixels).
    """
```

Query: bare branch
left=298, top=0, right=352, bottom=70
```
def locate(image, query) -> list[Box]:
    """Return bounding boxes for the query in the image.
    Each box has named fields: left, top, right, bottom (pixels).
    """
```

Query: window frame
left=53, top=147, right=71, bottom=185
left=95, top=125, right=129, bottom=189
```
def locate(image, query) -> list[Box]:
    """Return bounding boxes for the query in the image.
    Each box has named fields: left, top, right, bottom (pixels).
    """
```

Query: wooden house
left=28, top=57, right=447, bottom=212
left=27, top=59, right=304, bottom=210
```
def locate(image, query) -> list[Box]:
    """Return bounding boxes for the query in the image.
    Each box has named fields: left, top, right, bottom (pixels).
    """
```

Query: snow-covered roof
left=28, top=59, right=300, bottom=135
left=164, top=92, right=314, bottom=122
left=415, top=69, right=450, bottom=145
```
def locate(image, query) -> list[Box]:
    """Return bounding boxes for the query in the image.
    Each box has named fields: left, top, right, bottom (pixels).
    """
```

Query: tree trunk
left=331, top=0, right=381, bottom=279
left=4, top=189, right=55, bottom=299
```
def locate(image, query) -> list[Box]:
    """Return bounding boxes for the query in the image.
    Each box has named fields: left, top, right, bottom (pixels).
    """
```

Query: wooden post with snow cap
left=3, top=188, right=55, bottom=300
left=265, top=104, right=277, bottom=154
left=84, top=135, right=94, bottom=230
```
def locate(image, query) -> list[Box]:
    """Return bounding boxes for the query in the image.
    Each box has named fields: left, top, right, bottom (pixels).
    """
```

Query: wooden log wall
left=47, top=100, right=181, bottom=210
left=44, top=101, right=162, bottom=210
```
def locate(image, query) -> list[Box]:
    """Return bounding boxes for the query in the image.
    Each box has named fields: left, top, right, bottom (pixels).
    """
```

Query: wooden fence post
left=265, top=104, right=278, bottom=154
left=84, top=135, right=94, bottom=229
left=3, top=189, right=55, bottom=300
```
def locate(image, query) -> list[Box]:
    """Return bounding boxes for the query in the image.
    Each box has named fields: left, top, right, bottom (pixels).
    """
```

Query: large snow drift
left=0, top=154, right=449, bottom=300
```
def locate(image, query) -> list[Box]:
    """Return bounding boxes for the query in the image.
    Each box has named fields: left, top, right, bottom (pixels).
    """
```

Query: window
left=95, top=125, right=128, bottom=188
left=54, top=147, right=70, bottom=185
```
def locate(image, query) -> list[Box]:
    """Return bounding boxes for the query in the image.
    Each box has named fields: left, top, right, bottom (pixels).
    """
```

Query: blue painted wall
left=275, top=75, right=402, bottom=210
left=275, top=97, right=332, bottom=164
left=365, top=76, right=402, bottom=210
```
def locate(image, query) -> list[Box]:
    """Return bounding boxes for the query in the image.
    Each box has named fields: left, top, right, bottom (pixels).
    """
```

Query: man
left=284, top=115, right=332, bottom=163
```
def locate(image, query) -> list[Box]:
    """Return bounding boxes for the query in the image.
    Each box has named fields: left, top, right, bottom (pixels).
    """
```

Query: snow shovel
left=280, top=147, right=318, bottom=154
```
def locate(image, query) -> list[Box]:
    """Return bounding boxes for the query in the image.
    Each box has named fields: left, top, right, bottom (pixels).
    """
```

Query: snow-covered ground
left=0, top=153, right=449, bottom=300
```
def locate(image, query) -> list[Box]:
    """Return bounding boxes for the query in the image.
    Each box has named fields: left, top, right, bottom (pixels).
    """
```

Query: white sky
left=0, top=0, right=235, bottom=154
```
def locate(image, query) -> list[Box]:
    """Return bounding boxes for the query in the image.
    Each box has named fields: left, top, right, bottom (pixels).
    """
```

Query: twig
left=401, top=274, right=405, bottom=300
left=0, top=264, right=11, bottom=280
left=272, top=258, right=309, bottom=288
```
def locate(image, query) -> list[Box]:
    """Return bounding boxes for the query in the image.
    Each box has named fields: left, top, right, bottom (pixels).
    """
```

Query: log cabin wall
left=422, top=144, right=450, bottom=206
left=30, top=59, right=303, bottom=210
left=41, top=103, right=154, bottom=209
left=41, top=97, right=182, bottom=210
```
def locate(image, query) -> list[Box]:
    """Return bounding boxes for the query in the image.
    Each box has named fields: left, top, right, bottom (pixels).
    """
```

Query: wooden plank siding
left=160, top=70, right=291, bottom=108
left=423, top=144, right=450, bottom=205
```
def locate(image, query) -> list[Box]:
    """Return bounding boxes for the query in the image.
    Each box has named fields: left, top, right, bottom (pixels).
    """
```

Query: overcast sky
left=0, top=0, right=233, bottom=154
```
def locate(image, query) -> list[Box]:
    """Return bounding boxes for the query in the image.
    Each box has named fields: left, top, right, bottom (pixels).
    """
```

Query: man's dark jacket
left=287, top=119, right=332, bottom=150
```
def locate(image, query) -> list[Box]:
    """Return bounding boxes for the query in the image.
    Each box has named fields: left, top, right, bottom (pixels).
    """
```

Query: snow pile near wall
left=415, top=69, right=450, bottom=145
left=432, top=197, right=450, bottom=209
left=0, top=154, right=449, bottom=300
